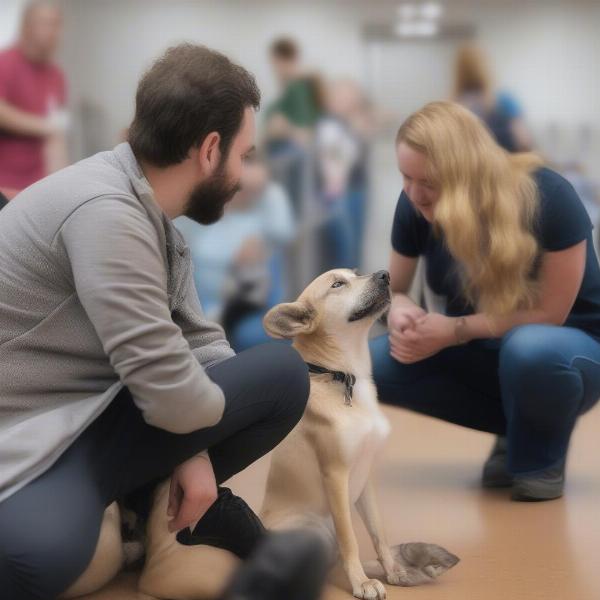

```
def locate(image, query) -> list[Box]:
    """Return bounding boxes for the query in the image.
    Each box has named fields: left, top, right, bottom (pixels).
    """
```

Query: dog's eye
left=331, top=281, right=345, bottom=288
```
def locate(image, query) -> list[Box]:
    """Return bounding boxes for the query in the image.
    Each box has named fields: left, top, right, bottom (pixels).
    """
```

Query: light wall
left=0, top=0, right=28, bottom=45
left=1, top=0, right=598, bottom=171
left=478, top=1, right=600, bottom=168
left=58, top=0, right=366, bottom=155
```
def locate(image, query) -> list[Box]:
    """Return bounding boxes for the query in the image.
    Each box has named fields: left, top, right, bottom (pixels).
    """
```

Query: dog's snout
left=375, top=270, right=390, bottom=285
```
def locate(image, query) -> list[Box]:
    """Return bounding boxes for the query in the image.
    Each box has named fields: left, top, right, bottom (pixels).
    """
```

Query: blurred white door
left=365, top=37, right=467, bottom=119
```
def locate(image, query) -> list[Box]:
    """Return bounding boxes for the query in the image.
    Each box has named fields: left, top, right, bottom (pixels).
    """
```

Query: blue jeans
left=227, top=253, right=289, bottom=353
left=323, top=186, right=367, bottom=270
left=347, top=186, right=367, bottom=268
left=317, top=196, right=355, bottom=271
left=370, top=324, right=600, bottom=474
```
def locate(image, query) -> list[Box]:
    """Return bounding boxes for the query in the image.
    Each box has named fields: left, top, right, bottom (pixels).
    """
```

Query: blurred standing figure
left=265, top=37, right=322, bottom=152
left=453, top=44, right=532, bottom=153
left=264, top=38, right=322, bottom=292
left=316, top=79, right=373, bottom=270
left=264, top=37, right=323, bottom=216
left=0, top=0, right=68, bottom=199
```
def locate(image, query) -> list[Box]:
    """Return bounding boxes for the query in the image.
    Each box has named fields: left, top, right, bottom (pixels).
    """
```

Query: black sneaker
left=219, top=529, right=329, bottom=600
left=511, top=458, right=566, bottom=502
left=176, top=487, right=266, bottom=559
left=482, top=436, right=513, bottom=488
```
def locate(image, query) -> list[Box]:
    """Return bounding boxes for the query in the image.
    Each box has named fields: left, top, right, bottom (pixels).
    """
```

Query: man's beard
left=183, top=164, right=240, bottom=225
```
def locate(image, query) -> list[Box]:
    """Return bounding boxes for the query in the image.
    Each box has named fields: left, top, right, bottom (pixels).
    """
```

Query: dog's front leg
left=322, top=466, right=386, bottom=600
left=357, top=478, right=459, bottom=586
left=357, top=479, right=431, bottom=586
left=355, top=480, right=399, bottom=583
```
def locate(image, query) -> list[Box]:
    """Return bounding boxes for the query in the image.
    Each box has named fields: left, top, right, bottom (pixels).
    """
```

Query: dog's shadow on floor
left=378, top=461, right=479, bottom=490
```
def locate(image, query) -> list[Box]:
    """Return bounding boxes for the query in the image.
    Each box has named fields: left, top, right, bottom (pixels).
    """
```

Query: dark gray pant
left=0, top=342, right=309, bottom=600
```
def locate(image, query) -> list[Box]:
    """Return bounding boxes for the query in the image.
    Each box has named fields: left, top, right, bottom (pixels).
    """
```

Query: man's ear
left=263, top=301, right=316, bottom=339
left=197, top=131, right=221, bottom=173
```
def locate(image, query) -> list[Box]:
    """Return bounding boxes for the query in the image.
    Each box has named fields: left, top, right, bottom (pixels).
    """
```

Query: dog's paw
left=353, top=578, right=387, bottom=600
left=394, top=542, right=459, bottom=579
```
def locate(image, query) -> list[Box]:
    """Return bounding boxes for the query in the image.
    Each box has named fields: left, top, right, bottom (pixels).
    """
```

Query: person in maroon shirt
left=0, top=0, right=68, bottom=198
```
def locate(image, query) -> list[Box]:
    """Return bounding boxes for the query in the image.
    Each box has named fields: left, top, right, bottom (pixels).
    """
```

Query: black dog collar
left=306, top=362, right=356, bottom=407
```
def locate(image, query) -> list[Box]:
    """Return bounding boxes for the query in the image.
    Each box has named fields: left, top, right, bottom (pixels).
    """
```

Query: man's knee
left=258, top=342, right=310, bottom=422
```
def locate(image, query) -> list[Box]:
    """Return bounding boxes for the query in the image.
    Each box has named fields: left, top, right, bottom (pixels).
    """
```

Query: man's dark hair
left=128, top=44, right=260, bottom=167
left=270, top=37, right=299, bottom=61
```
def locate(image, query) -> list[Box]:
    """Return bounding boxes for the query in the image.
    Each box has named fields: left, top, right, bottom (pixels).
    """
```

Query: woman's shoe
left=511, top=458, right=566, bottom=502
left=482, top=436, right=513, bottom=488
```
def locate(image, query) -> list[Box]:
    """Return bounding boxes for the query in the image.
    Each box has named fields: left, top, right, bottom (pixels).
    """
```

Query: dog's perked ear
left=263, top=301, right=316, bottom=339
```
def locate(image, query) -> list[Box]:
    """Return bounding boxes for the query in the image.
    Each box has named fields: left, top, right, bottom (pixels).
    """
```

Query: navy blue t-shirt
left=391, top=167, right=600, bottom=338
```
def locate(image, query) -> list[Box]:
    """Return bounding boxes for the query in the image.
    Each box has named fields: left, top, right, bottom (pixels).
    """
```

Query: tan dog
left=63, top=269, right=458, bottom=600
left=259, top=268, right=458, bottom=599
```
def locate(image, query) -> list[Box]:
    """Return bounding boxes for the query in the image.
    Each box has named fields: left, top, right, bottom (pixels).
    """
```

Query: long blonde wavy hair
left=396, top=101, right=543, bottom=315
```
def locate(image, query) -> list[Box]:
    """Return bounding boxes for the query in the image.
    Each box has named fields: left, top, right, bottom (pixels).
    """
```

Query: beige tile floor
left=84, top=404, right=600, bottom=600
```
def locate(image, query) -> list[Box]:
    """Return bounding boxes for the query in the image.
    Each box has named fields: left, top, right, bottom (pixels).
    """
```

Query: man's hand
left=0, top=99, right=56, bottom=138
left=167, top=453, right=218, bottom=533
left=44, top=132, right=69, bottom=174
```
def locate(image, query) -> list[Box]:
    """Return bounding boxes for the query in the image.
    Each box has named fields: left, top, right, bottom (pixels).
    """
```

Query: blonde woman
left=371, top=102, right=600, bottom=501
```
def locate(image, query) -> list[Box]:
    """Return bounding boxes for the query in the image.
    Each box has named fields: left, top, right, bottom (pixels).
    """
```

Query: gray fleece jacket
left=0, top=143, right=235, bottom=503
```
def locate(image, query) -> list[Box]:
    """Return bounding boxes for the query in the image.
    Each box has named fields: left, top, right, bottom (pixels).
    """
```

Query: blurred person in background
left=371, top=101, right=600, bottom=503
left=453, top=44, right=533, bottom=153
left=553, top=126, right=600, bottom=256
left=0, top=0, right=69, bottom=200
left=265, top=37, right=322, bottom=152
left=315, top=78, right=373, bottom=271
left=264, top=37, right=323, bottom=219
left=562, top=161, right=600, bottom=245
left=176, top=153, right=295, bottom=351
